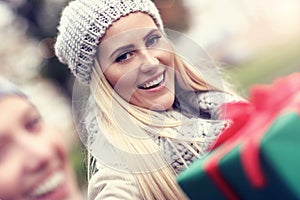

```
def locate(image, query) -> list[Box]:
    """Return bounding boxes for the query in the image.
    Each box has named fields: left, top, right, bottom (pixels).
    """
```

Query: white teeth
left=29, top=171, right=65, bottom=198
left=140, top=73, right=164, bottom=89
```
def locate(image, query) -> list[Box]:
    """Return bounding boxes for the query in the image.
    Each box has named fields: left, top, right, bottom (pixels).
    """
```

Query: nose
left=139, top=49, right=159, bottom=73
left=21, top=135, right=53, bottom=172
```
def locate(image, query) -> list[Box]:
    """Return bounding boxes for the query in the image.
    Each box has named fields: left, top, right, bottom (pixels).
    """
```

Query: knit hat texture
left=55, top=0, right=164, bottom=84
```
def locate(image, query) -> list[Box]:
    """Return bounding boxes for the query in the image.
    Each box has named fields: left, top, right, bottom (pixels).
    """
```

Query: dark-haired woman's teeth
left=138, top=74, right=164, bottom=89
left=29, top=171, right=65, bottom=198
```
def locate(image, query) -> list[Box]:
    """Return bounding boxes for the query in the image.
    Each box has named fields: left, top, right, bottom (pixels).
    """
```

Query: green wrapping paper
left=220, top=112, right=300, bottom=200
left=177, top=152, right=228, bottom=200
left=177, top=73, right=300, bottom=200
left=177, top=113, right=300, bottom=200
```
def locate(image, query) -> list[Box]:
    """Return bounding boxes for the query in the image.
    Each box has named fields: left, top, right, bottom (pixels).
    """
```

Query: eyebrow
left=18, top=103, right=40, bottom=123
left=23, top=105, right=40, bottom=119
left=109, top=29, right=159, bottom=59
left=143, top=29, right=158, bottom=42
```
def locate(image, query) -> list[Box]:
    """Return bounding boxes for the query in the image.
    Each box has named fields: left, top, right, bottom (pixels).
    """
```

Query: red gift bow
left=206, top=73, right=300, bottom=200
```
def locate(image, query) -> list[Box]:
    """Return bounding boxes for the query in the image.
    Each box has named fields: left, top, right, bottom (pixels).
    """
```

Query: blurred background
left=1, top=0, right=299, bottom=194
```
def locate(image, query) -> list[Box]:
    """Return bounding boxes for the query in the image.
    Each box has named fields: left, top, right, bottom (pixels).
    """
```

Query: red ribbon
left=204, top=73, right=300, bottom=199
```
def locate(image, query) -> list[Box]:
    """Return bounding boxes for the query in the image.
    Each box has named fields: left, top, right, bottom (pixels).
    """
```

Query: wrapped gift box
left=177, top=73, right=300, bottom=200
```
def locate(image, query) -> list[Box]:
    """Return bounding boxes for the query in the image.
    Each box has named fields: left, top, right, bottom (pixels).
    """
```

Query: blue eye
left=146, top=34, right=161, bottom=47
left=115, top=51, right=134, bottom=63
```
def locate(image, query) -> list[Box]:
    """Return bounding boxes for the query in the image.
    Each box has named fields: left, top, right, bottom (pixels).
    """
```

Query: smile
left=28, top=171, right=65, bottom=198
left=137, top=71, right=165, bottom=90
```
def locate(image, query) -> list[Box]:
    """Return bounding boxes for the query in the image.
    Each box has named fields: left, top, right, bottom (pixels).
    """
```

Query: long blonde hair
left=87, top=54, right=229, bottom=199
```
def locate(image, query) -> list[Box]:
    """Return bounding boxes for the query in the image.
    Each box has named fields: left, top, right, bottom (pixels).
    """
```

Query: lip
left=29, top=181, right=69, bottom=200
left=137, top=69, right=166, bottom=90
left=26, top=170, right=69, bottom=200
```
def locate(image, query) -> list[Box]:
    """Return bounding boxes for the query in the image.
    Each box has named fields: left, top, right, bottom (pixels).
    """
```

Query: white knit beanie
left=55, top=0, right=164, bottom=84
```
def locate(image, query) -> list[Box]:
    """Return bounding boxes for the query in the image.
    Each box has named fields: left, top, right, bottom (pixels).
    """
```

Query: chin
left=148, top=99, right=175, bottom=111
left=131, top=93, right=175, bottom=111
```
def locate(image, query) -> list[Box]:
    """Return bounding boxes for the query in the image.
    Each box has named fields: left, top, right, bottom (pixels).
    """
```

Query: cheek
left=0, top=183, right=19, bottom=199
left=105, top=68, right=138, bottom=102
left=166, top=53, right=175, bottom=68
left=0, top=160, right=24, bottom=199
left=103, top=69, right=120, bottom=87
left=43, top=126, right=69, bottom=164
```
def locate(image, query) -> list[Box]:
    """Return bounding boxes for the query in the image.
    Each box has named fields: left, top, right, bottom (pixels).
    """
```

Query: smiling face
left=0, top=96, right=81, bottom=200
left=97, top=12, right=175, bottom=111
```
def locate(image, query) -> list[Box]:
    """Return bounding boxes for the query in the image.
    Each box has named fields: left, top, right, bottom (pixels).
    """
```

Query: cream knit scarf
left=86, top=90, right=241, bottom=174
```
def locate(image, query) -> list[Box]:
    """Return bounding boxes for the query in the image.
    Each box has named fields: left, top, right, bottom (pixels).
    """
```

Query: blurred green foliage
left=227, top=39, right=300, bottom=96
left=70, top=144, right=88, bottom=189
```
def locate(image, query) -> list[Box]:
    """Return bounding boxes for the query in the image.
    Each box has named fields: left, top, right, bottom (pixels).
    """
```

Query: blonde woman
left=55, top=0, right=242, bottom=199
